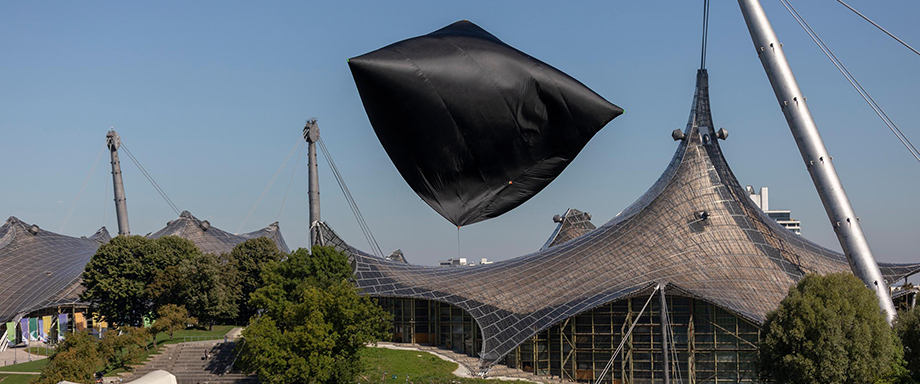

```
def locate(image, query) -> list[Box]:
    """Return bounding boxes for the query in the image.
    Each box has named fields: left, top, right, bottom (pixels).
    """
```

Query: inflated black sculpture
left=349, top=20, right=623, bottom=226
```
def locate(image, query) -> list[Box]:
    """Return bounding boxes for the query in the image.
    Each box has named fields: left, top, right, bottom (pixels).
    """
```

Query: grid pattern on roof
left=0, top=218, right=109, bottom=322
left=148, top=211, right=291, bottom=254
left=318, top=70, right=920, bottom=368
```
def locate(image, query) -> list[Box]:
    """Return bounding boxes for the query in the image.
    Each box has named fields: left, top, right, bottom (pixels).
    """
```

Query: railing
left=224, top=337, right=244, bottom=375
left=181, top=335, right=227, bottom=343
left=0, top=329, right=8, bottom=352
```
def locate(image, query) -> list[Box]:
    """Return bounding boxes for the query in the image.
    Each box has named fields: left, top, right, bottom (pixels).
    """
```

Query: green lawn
left=0, top=359, right=47, bottom=373
left=152, top=325, right=235, bottom=347
left=23, top=347, right=51, bottom=357
left=358, top=347, right=494, bottom=383
left=0, top=374, right=34, bottom=384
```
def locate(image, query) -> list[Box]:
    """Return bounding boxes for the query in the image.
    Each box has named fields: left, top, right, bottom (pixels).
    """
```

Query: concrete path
left=0, top=346, right=46, bottom=368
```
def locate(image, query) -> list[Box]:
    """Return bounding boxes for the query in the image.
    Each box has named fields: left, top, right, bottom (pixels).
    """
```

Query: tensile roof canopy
left=349, top=20, right=623, bottom=226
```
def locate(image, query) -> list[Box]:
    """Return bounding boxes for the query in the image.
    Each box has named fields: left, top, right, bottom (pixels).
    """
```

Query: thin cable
left=457, top=227, right=461, bottom=260
left=700, top=0, right=710, bottom=69
left=120, top=143, right=182, bottom=216
left=780, top=0, right=920, bottom=164
left=594, top=285, right=660, bottom=384
left=237, top=138, right=302, bottom=233
left=61, top=146, right=105, bottom=233
left=836, top=0, right=920, bottom=58
left=277, top=140, right=305, bottom=221
left=783, top=0, right=920, bottom=160
left=102, top=166, right=109, bottom=228
left=664, top=298, right=684, bottom=384
left=317, top=137, right=384, bottom=257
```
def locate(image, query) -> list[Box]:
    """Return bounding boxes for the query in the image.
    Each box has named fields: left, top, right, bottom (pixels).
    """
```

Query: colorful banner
left=5, top=322, right=15, bottom=343
left=57, top=314, right=68, bottom=341
left=28, top=318, right=38, bottom=341
left=74, top=312, right=85, bottom=331
left=20, top=318, right=28, bottom=342
left=41, top=316, right=52, bottom=339
left=92, top=314, right=108, bottom=333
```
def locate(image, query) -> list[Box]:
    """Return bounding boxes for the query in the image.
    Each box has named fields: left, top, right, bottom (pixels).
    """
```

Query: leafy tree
left=227, top=237, right=285, bottom=324
left=896, top=308, right=920, bottom=381
left=147, top=237, right=205, bottom=313
left=150, top=304, right=197, bottom=347
left=176, top=252, right=237, bottom=329
left=759, top=273, right=898, bottom=384
left=98, top=327, right=148, bottom=372
left=81, top=235, right=162, bottom=326
left=236, top=246, right=390, bottom=384
left=33, top=330, right=104, bottom=384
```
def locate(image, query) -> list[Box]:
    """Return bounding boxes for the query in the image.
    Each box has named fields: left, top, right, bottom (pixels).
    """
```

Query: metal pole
left=659, top=286, right=670, bottom=384
left=737, top=0, right=897, bottom=322
left=106, top=130, right=130, bottom=236
left=303, top=119, right=321, bottom=246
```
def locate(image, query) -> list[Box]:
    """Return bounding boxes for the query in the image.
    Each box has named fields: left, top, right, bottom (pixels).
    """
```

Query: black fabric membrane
left=349, top=20, right=623, bottom=226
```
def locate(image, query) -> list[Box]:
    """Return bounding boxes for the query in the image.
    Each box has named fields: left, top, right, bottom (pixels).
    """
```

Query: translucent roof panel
left=0, top=217, right=110, bottom=322
left=148, top=211, right=290, bottom=254
left=318, top=69, right=920, bottom=368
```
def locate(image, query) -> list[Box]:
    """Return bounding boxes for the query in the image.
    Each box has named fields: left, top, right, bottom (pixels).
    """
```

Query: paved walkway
left=0, top=346, right=46, bottom=369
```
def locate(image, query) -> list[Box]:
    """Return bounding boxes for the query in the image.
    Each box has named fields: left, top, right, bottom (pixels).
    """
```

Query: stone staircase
left=119, top=340, right=257, bottom=384
left=411, top=344, right=575, bottom=383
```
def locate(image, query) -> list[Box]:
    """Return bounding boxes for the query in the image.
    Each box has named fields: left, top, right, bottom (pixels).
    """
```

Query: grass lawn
left=358, top=347, right=494, bottom=383
left=0, top=359, right=47, bottom=373
left=0, top=374, right=34, bottom=384
left=23, top=347, right=51, bottom=357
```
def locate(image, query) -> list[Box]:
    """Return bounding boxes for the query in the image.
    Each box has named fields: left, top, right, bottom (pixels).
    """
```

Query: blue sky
left=1, top=1, right=918, bottom=276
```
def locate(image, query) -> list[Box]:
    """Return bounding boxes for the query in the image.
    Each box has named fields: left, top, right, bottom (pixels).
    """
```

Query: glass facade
left=378, top=295, right=760, bottom=383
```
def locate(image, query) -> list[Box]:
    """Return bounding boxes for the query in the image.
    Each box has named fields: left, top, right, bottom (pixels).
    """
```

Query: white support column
left=737, top=0, right=896, bottom=322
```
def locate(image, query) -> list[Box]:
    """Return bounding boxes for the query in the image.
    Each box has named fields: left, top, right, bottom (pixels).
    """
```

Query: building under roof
left=148, top=211, right=290, bottom=254
left=0, top=217, right=110, bottom=323
left=315, top=70, right=920, bottom=380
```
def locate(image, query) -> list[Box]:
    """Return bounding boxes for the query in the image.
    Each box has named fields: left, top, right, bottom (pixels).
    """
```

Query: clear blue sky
left=2, top=1, right=918, bottom=276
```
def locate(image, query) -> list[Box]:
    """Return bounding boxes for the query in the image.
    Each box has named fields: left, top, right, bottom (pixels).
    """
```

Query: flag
left=5, top=322, right=15, bottom=343
left=42, top=316, right=52, bottom=339
left=20, top=318, right=28, bottom=342
left=74, top=312, right=85, bottom=331
left=28, top=318, right=38, bottom=340
left=57, top=314, right=68, bottom=341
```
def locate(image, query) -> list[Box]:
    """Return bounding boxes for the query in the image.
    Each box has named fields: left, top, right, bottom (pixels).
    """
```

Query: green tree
left=236, top=246, right=390, bottom=384
left=150, top=304, right=197, bottom=347
left=759, top=273, right=899, bottom=384
left=896, top=308, right=920, bottom=381
left=33, top=330, right=104, bottom=384
left=227, top=237, right=285, bottom=324
left=176, top=252, right=237, bottom=329
left=98, top=327, right=148, bottom=372
left=147, top=236, right=204, bottom=313
left=81, top=235, right=162, bottom=326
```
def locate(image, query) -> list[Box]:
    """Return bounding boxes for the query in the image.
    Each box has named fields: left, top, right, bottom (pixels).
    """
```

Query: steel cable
left=237, top=138, right=302, bottom=233
left=780, top=0, right=920, bottom=164
left=120, top=143, right=182, bottom=216
left=835, top=0, right=920, bottom=58
left=276, top=140, right=305, bottom=221
left=60, top=145, right=105, bottom=233
left=317, top=137, right=384, bottom=258
left=594, top=285, right=660, bottom=384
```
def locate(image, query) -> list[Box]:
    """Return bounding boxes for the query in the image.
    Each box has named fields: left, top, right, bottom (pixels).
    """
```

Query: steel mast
left=106, top=129, right=130, bottom=236
left=737, top=0, right=897, bottom=322
left=304, top=119, right=321, bottom=246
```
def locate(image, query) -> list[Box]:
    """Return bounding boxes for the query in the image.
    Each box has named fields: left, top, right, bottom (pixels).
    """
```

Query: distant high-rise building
left=747, top=186, right=802, bottom=235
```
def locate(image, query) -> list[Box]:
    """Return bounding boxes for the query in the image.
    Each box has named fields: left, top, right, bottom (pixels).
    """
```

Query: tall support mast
left=304, top=119, right=321, bottom=246
left=106, top=130, right=130, bottom=236
left=659, top=286, right=670, bottom=384
left=737, top=0, right=896, bottom=322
